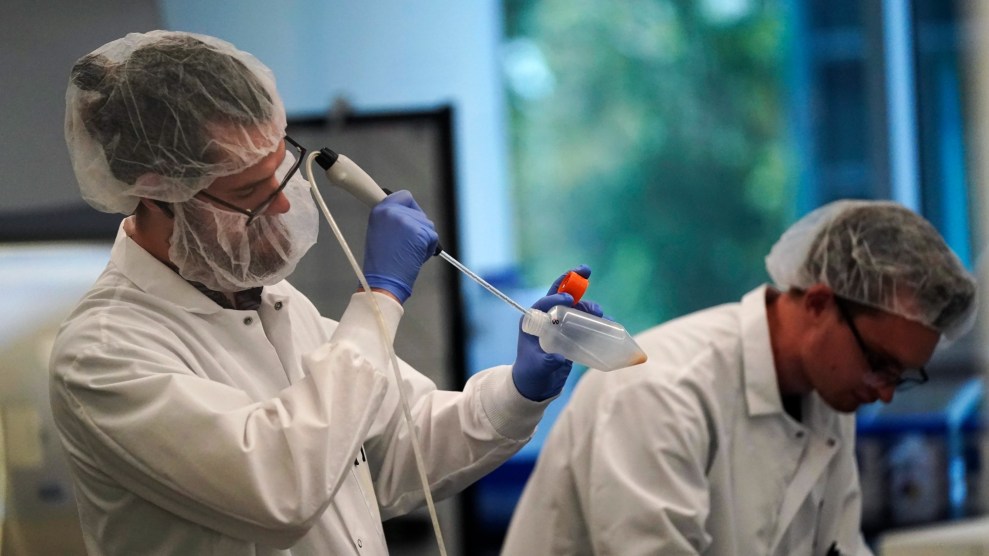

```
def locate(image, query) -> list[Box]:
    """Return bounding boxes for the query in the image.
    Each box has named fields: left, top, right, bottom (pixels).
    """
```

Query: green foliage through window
left=503, top=0, right=796, bottom=332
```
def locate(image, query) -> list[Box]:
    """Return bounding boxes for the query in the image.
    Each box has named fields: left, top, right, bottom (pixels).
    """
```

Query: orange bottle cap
left=557, top=271, right=588, bottom=305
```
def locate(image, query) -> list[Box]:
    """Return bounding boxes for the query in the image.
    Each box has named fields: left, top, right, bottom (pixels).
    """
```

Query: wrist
left=355, top=286, right=406, bottom=305
left=511, top=365, right=553, bottom=402
left=360, top=274, right=412, bottom=303
left=371, top=287, right=402, bottom=304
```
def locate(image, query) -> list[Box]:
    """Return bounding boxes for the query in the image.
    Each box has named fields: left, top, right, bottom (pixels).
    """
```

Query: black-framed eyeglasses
left=197, top=135, right=307, bottom=225
left=834, top=297, right=929, bottom=391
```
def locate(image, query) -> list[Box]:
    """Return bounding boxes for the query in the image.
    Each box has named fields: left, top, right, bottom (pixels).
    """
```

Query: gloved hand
left=362, top=190, right=439, bottom=303
left=512, top=265, right=604, bottom=401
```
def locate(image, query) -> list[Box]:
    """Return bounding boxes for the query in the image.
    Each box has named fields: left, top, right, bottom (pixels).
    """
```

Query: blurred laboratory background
left=3, top=0, right=989, bottom=554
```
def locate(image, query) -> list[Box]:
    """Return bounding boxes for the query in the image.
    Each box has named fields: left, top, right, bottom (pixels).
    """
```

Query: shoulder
left=52, top=279, right=189, bottom=374
left=570, top=303, right=745, bottom=425
left=57, top=271, right=174, bottom=339
left=629, top=302, right=744, bottom=387
left=634, top=302, right=742, bottom=357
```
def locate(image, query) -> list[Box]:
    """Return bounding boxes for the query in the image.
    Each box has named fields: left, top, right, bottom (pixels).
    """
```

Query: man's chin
left=825, top=395, right=863, bottom=414
left=248, top=249, right=290, bottom=280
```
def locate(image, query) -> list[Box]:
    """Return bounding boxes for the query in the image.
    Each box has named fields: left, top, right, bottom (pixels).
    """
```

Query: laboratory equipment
left=307, top=146, right=647, bottom=556
left=857, top=375, right=984, bottom=536
left=522, top=305, right=647, bottom=371
left=879, top=515, right=989, bottom=555
left=315, top=148, right=529, bottom=311
left=313, top=147, right=647, bottom=371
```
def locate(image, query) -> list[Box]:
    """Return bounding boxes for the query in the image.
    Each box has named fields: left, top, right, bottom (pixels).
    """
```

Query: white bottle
left=522, top=305, right=648, bottom=371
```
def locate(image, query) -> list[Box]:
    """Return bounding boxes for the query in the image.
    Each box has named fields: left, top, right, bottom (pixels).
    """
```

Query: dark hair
left=71, top=35, right=273, bottom=185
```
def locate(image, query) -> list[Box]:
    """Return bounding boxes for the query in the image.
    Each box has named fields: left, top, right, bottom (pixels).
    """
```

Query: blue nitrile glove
left=512, top=265, right=604, bottom=401
left=362, top=190, right=439, bottom=303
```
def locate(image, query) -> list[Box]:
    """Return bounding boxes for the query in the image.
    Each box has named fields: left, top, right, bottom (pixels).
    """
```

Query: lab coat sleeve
left=334, top=296, right=551, bottom=519
left=586, top=372, right=716, bottom=555
left=369, top=363, right=547, bottom=519
left=50, top=292, right=403, bottom=548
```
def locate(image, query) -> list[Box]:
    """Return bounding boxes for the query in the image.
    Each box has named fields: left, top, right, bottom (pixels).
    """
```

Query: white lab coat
left=501, top=286, right=873, bottom=556
left=50, top=222, right=549, bottom=555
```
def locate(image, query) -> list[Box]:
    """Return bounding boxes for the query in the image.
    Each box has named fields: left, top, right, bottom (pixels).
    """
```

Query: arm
left=366, top=266, right=602, bottom=517
left=365, top=362, right=550, bottom=518
left=334, top=290, right=549, bottom=516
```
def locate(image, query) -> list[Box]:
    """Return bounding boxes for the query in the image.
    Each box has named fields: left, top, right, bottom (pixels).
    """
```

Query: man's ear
left=803, top=284, right=835, bottom=317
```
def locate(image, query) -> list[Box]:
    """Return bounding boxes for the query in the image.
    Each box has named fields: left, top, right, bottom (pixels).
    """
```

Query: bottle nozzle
left=521, top=308, right=551, bottom=337
left=523, top=305, right=648, bottom=371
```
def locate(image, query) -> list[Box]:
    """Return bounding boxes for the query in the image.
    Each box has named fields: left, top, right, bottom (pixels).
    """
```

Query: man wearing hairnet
left=50, top=30, right=602, bottom=555
left=501, top=200, right=976, bottom=556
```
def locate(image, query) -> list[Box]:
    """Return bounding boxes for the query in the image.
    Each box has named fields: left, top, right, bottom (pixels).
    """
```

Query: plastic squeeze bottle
left=523, top=272, right=648, bottom=372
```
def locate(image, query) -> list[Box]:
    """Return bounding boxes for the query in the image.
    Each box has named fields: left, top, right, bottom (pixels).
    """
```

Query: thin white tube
left=303, top=152, right=447, bottom=556
left=438, top=251, right=529, bottom=315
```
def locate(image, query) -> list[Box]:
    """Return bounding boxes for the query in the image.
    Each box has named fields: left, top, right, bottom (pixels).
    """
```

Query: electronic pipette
left=314, top=147, right=543, bottom=313
left=311, top=147, right=647, bottom=371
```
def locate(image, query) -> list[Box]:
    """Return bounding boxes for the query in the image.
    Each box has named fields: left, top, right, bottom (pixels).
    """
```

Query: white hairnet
left=65, top=30, right=287, bottom=214
left=766, top=200, right=977, bottom=340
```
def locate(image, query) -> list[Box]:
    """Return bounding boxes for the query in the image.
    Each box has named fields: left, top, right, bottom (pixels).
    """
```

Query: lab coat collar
left=111, top=219, right=229, bottom=315
left=740, top=284, right=784, bottom=417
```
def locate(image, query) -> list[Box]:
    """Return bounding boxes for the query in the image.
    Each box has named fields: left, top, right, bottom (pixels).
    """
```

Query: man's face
left=805, top=297, right=940, bottom=413
left=201, top=138, right=291, bottom=220
left=166, top=136, right=318, bottom=291
left=179, top=196, right=294, bottom=282
left=196, top=138, right=293, bottom=265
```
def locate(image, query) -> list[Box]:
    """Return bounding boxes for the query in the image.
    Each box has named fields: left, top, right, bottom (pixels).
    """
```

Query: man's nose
left=877, top=383, right=895, bottom=403
left=264, top=181, right=291, bottom=215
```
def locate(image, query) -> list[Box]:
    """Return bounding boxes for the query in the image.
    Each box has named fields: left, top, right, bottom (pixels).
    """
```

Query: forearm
left=370, top=365, right=551, bottom=518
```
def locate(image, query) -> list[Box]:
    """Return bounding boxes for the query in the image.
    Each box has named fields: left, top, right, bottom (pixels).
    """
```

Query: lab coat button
left=243, top=316, right=254, bottom=325
left=274, top=301, right=283, bottom=310
left=357, top=538, right=363, bottom=548
left=827, top=438, right=836, bottom=447
left=795, top=431, right=805, bottom=439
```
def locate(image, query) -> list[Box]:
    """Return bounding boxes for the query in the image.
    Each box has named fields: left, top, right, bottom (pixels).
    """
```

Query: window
left=463, top=2, right=796, bottom=551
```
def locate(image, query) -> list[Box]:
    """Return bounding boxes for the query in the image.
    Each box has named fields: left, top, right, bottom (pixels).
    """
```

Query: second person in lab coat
left=501, top=200, right=976, bottom=556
